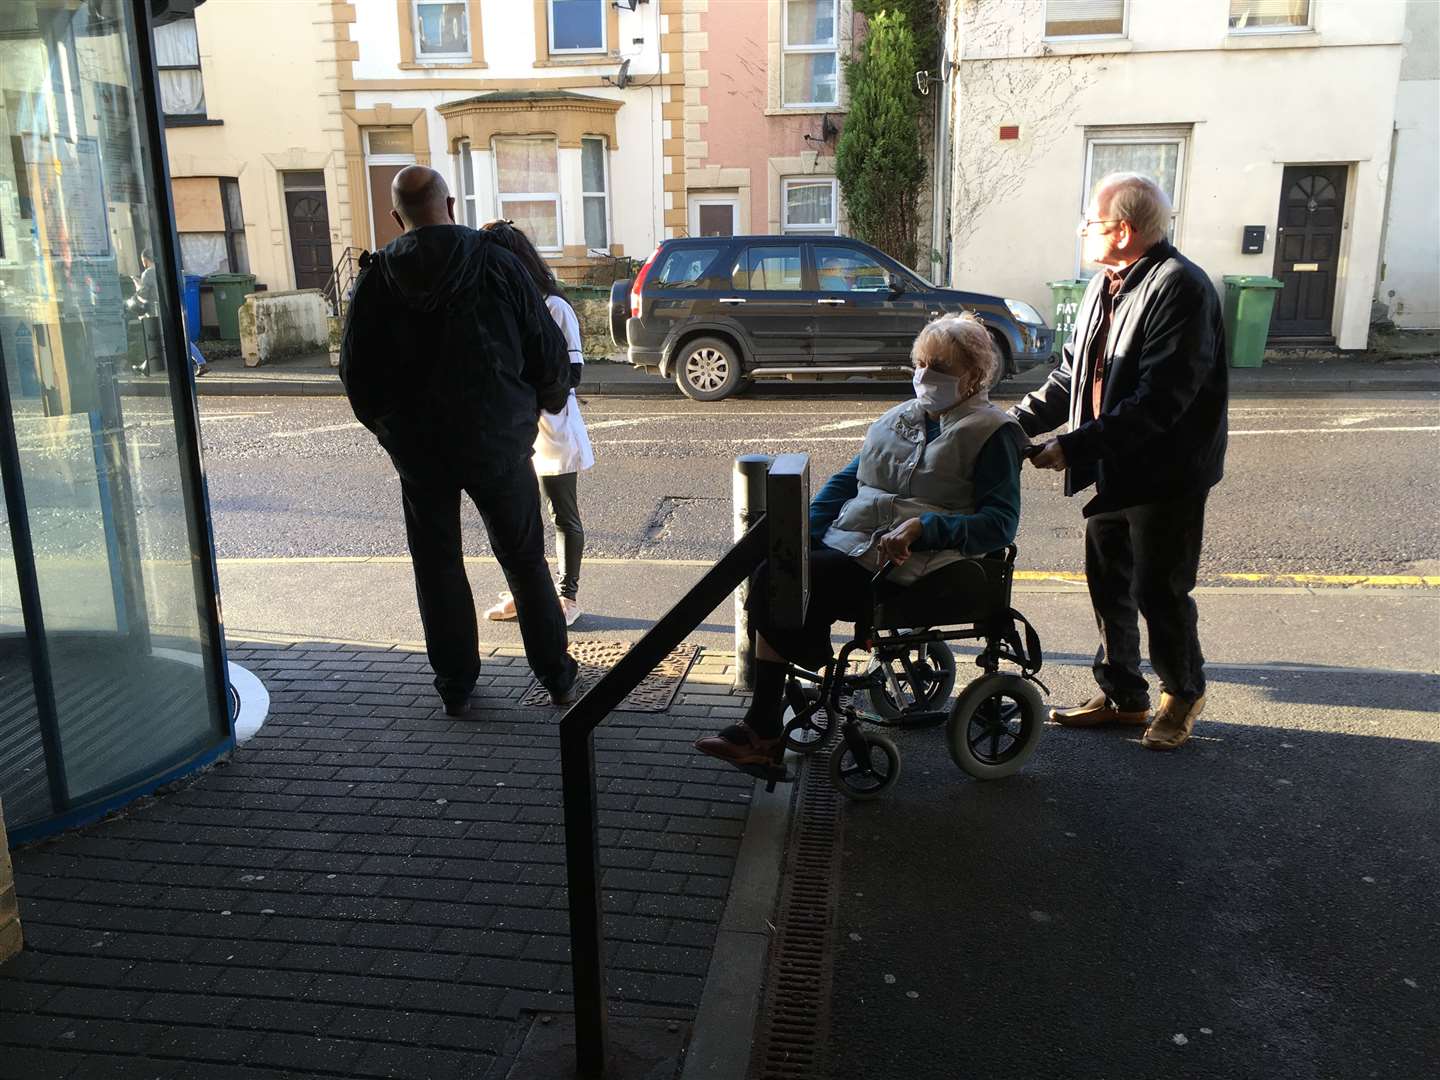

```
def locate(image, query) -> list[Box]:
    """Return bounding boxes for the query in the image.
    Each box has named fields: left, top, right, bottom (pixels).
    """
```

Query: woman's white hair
left=1098, top=172, right=1172, bottom=246
left=911, top=312, right=998, bottom=400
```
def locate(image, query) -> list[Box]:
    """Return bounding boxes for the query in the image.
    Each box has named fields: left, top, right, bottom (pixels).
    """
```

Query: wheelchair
left=773, top=546, right=1049, bottom=801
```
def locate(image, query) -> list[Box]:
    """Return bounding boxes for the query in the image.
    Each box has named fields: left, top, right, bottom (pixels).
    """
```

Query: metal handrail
left=322, top=246, right=366, bottom=320
left=559, top=518, right=770, bottom=1078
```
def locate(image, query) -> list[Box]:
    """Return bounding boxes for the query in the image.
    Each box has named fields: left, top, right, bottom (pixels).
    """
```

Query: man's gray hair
left=1099, top=172, right=1171, bottom=245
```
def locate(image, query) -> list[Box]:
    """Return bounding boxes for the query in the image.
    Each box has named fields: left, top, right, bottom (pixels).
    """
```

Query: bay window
left=581, top=137, right=609, bottom=250
left=494, top=138, right=561, bottom=250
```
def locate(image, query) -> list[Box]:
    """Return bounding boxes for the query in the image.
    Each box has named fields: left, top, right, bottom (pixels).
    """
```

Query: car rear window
left=655, top=246, right=722, bottom=287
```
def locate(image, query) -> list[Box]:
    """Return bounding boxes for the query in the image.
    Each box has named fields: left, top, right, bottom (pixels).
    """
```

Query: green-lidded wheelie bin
left=1047, top=279, right=1087, bottom=359
left=1221, top=275, right=1283, bottom=369
left=207, top=272, right=258, bottom=341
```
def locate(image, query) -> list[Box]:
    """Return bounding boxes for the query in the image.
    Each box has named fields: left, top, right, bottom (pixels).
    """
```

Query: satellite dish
left=615, top=58, right=631, bottom=89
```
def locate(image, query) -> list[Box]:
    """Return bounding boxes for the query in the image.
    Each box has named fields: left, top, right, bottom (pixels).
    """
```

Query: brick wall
left=0, top=800, right=20, bottom=963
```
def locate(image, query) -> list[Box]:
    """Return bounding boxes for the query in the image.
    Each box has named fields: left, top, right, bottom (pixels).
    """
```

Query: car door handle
left=817, top=298, right=847, bottom=305
left=719, top=297, right=747, bottom=305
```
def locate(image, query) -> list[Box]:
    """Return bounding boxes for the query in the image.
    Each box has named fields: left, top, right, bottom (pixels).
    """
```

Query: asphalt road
left=188, top=389, right=1440, bottom=579
left=826, top=660, right=1440, bottom=1080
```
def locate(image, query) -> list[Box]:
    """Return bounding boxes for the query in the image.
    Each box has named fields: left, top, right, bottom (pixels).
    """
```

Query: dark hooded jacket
left=339, top=224, right=570, bottom=483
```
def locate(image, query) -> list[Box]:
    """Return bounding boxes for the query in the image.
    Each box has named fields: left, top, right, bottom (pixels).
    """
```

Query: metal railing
left=559, top=519, right=770, bottom=1078
left=322, top=246, right=365, bottom=321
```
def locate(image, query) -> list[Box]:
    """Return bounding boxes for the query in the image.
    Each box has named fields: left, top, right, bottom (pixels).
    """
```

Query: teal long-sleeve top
left=808, top=420, right=1024, bottom=555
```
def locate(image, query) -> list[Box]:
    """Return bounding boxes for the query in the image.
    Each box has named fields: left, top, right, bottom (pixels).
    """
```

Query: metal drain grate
left=751, top=748, right=844, bottom=1079
left=516, top=640, right=699, bottom=712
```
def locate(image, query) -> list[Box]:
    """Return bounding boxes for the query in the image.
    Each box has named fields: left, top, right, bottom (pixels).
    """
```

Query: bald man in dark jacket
left=341, top=166, right=577, bottom=714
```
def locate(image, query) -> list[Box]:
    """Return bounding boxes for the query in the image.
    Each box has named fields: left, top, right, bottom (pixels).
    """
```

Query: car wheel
left=675, top=337, right=743, bottom=401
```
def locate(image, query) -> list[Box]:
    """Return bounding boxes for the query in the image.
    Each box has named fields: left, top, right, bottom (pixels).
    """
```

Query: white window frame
left=492, top=136, right=563, bottom=253
left=1077, top=129, right=1188, bottom=275
left=549, top=0, right=607, bottom=55
left=1042, top=0, right=1129, bottom=41
left=155, top=16, right=208, bottom=119
left=688, top=196, right=740, bottom=237
left=782, top=0, right=840, bottom=108
left=455, top=138, right=478, bottom=227
left=1226, top=0, right=1313, bottom=35
left=413, top=0, right=471, bottom=61
left=781, top=177, right=838, bottom=236
left=580, top=136, right=610, bottom=252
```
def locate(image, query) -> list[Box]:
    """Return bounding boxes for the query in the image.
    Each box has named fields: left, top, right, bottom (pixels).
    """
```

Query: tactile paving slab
left=517, top=640, right=701, bottom=712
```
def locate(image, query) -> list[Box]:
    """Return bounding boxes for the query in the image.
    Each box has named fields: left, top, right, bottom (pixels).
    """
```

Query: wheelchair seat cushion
left=872, top=557, right=1012, bottom=630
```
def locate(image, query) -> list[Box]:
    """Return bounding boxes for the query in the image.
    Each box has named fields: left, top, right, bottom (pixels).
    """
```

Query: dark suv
left=611, top=235, right=1054, bottom=401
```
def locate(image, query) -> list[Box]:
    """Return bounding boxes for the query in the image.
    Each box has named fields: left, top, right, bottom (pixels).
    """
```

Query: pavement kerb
left=681, top=762, right=797, bottom=1080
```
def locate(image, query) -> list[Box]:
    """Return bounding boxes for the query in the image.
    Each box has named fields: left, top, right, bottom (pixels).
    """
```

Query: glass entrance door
left=0, top=0, right=230, bottom=836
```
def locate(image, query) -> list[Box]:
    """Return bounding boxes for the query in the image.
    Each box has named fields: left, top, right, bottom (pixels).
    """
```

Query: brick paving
left=0, top=641, right=756, bottom=1080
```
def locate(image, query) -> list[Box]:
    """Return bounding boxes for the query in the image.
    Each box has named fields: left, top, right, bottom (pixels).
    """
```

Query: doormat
left=517, top=640, right=701, bottom=712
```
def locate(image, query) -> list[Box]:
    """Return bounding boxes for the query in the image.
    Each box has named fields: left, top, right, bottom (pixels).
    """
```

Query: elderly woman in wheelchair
left=694, top=313, right=1048, bottom=799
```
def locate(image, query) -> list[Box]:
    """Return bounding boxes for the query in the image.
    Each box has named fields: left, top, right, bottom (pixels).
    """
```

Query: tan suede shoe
left=1049, top=692, right=1150, bottom=728
left=1141, top=692, right=1206, bottom=751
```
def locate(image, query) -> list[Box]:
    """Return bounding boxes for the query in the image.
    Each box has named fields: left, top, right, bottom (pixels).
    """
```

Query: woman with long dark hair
left=479, top=219, right=594, bottom=626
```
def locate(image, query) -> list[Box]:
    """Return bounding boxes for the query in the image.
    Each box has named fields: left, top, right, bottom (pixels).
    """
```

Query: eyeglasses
left=1078, top=217, right=1123, bottom=235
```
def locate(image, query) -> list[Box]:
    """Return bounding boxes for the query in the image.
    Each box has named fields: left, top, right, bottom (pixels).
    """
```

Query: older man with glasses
left=1012, top=172, right=1228, bottom=752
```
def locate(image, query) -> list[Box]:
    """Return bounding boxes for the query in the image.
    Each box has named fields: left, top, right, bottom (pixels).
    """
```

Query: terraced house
left=162, top=1, right=892, bottom=296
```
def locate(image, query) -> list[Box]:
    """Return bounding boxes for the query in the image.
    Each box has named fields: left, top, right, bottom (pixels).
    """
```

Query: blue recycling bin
left=181, top=273, right=203, bottom=343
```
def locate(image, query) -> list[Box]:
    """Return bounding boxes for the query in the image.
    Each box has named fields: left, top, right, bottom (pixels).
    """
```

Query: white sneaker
left=560, top=597, right=581, bottom=627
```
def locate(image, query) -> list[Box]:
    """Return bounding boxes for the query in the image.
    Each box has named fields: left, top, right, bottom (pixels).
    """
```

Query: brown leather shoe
left=1049, top=692, right=1149, bottom=728
left=1141, top=692, right=1206, bottom=751
left=694, top=724, right=783, bottom=772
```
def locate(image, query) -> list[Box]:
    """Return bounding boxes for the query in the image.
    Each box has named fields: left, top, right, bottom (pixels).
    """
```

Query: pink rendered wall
left=700, top=3, right=844, bottom=233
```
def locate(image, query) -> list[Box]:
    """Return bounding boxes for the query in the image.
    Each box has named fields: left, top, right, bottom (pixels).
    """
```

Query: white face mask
left=913, top=365, right=963, bottom=413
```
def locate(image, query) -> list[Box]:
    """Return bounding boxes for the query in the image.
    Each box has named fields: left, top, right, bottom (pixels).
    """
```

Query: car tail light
left=630, top=247, right=659, bottom=319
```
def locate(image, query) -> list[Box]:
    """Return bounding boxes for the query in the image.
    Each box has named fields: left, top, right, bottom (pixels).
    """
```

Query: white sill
left=767, top=105, right=842, bottom=116
left=1223, top=27, right=1318, bottom=48
left=1040, top=35, right=1133, bottom=55
left=1227, top=25, right=1315, bottom=35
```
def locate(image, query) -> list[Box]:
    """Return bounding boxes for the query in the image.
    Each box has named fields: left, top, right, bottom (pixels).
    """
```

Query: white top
left=546, top=293, right=584, bottom=365
left=533, top=293, right=595, bottom=476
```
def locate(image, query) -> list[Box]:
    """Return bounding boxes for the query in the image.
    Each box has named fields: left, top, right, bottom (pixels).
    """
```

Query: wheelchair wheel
left=781, top=679, right=834, bottom=755
left=859, top=641, right=957, bottom=719
left=783, top=706, right=833, bottom=755
left=828, top=730, right=901, bottom=801
left=946, top=673, right=1044, bottom=780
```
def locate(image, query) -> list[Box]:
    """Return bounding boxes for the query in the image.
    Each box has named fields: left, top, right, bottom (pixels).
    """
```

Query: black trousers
left=748, top=546, right=873, bottom=673
left=539, top=472, right=584, bottom=600
left=399, top=464, right=572, bottom=699
left=1084, top=492, right=1209, bottom=709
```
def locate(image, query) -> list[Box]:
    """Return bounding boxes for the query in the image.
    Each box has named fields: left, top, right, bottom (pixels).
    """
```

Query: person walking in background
left=127, top=247, right=208, bottom=376
left=1012, top=172, right=1228, bottom=752
left=478, top=220, right=594, bottom=628
left=339, top=166, right=579, bottom=714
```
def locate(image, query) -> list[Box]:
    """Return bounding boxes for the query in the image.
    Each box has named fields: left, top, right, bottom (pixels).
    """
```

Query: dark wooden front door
left=1270, top=165, right=1347, bottom=339
left=285, top=189, right=332, bottom=291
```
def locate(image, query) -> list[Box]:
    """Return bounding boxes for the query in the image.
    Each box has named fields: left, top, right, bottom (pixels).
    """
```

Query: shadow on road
left=826, top=692, right=1440, bottom=1080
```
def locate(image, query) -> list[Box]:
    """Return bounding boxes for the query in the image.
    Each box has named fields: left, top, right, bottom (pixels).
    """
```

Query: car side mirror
left=885, top=272, right=905, bottom=296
